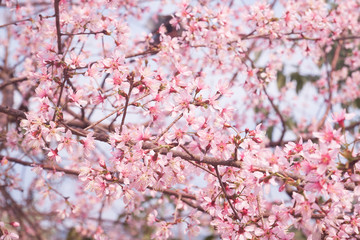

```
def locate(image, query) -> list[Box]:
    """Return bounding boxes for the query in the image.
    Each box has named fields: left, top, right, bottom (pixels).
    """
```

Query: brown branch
left=345, top=121, right=360, bottom=131
left=0, top=105, right=26, bottom=119
left=0, top=154, right=79, bottom=176
left=1, top=153, right=204, bottom=200
left=143, top=141, right=242, bottom=168
left=0, top=2, right=51, bottom=7
left=67, top=123, right=243, bottom=168
left=0, top=77, right=28, bottom=90
left=125, top=49, right=159, bottom=59
left=0, top=18, right=33, bottom=28
left=64, top=49, right=161, bottom=72
left=54, top=0, right=62, bottom=54
left=1, top=154, right=207, bottom=215
left=61, top=30, right=109, bottom=36
left=1, top=154, right=202, bottom=199
left=0, top=105, right=242, bottom=168
left=0, top=14, right=55, bottom=28
left=181, top=198, right=206, bottom=213
left=0, top=70, right=14, bottom=130
left=287, top=35, right=360, bottom=42
left=179, top=144, right=216, bottom=176
left=148, top=186, right=196, bottom=200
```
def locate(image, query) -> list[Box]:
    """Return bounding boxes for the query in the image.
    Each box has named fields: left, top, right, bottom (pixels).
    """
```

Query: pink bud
left=223, top=123, right=231, bottom=128
left=105, top=173, right=112, bottom=180
left=10, top=222, right=20, bottom=227
left=252, top=137, right=262, bottom=143
left=99, top=158, right=106, bottom=168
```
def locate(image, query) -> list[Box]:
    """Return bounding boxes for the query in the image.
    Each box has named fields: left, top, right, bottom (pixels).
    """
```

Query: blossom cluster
left=0, top=0, right=360, bottom=239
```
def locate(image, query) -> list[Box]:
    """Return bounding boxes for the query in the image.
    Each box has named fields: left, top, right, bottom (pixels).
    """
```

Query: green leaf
left=304, top=74, right=320, bottom=83
left=66, top=228, right=91, bottom=240
left=204, top=235, right=217, bottom=240
left=253, top=50, right=263, bottom=63
left=289, top=228, right=307, bottom=240
left=266, top=126, right=274, bottom=141
left=290, top=72, right=304, bottom=93
left=277, top=71, right=286, bottom=90
left=317, top=56, right=325, bottom=68
left=285, top=118, right=295, bottom=130
left=354, top=98, right=360, bottom=109
left=295, top=78, right=304, bottom=93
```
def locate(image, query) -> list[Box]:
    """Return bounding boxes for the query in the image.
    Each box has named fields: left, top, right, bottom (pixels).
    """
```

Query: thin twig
left=317, top=42, right=341, bottom=130
left=97, top=198, right=106, bottom=230
left=181, top=198, right=206, bottom=213
left=345, top=121, right=360, bottom=131
left=0, top=154, right=79, bottom=176
left=52, top=72, right=67, bottom=121
left=154, top=113, right=183, bottom=142
left=119, top=76, right=134, bottom=133
left=61, top=30, right=108, bottom=36
left=84, top=93, right=150, bottom=131
left=84, top=107, right=124, bottom=131
left=263, top=86, right=286, bottom=145
left=0, top=14, right=55, bottom=28
left=215, top=166, right=241, bottom=221
left=125, top=49, right=159, bottom=59
left=179, top=144, right=216, bottom=177
left=257, top=195, right=264, bottom=227
left=0, top=18, right=33, bottom=28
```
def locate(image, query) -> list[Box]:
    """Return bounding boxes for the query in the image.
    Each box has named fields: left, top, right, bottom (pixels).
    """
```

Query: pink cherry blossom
left=58, top=130, right=75, bottom=154
left=1, top=0, right=360, bottom=239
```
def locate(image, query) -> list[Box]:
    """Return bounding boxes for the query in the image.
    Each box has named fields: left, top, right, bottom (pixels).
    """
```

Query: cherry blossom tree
left=0, top=0, right=360, bottom=239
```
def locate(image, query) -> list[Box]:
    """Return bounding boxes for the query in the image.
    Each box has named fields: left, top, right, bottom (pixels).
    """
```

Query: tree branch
left=0, top=105, right=26, bottom=119
left=0, top=77, right=28, bottom=90
left=54, top=0, right=62, bottom=54
left=0, top=154, right=79, bottom=176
